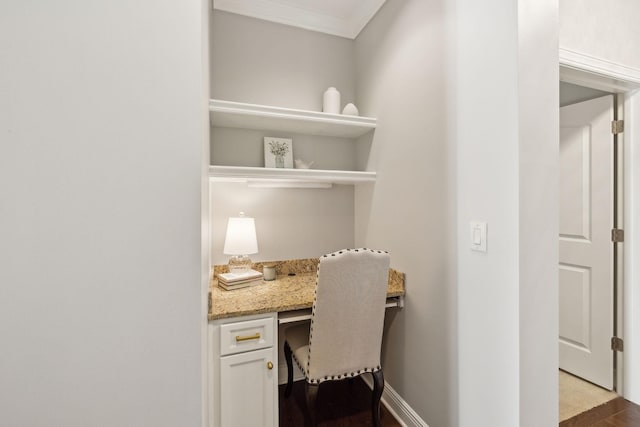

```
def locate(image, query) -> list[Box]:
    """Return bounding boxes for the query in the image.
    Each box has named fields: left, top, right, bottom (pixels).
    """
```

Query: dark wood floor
left=279, top=378, right=401, bottom=426
left=560, top=397, right=640, bottom=426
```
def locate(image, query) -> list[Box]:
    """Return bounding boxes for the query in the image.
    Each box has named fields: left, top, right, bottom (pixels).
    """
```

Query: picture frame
left=264, top=137, right=293, bottom=169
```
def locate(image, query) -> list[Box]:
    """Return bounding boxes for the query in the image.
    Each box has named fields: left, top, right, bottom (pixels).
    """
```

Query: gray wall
left=210, top=11, right=358, bottom=264
left=210, top=183, right=354, bottom=264
left=356, top=0, right=559, bottom=425
left=211, top=128, right=357, bottom=170
left=355, top=1, right=457, bottom=425
left=0, top=1, right=208, bottom=425
left=211, top=10, right=355, bottom=111
left=560, top=81, right=610, bottom=107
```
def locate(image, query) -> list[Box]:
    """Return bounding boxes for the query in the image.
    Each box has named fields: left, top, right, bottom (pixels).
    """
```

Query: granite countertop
left=208, top=260, right=405, bottom=321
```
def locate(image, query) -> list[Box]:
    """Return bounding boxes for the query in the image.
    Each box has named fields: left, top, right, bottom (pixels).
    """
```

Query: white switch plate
left=470, top=221, right=487, bottom=252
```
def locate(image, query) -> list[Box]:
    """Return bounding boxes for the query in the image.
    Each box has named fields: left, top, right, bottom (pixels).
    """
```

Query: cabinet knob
left=267, top=361, right=274, bottom=370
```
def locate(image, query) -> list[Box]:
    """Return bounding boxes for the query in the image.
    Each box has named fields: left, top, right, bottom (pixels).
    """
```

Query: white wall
left=210, top=11, right=358, bottom=264
left=455, top=1, right=521, bottom=425
left=456, top=1, right=560, bottom=424
left=0, top=1, right=208, bottom=426
left=517, top=1, right=559, bottom=425
left=355, top=1, right=457, bottom=425
left=560, top=0, right=640, bottom=71
left=456, top=2, right=559, bottom=424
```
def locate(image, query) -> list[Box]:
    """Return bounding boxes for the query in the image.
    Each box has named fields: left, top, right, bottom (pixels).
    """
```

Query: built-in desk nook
left=207, top=258, right=405, bottom=427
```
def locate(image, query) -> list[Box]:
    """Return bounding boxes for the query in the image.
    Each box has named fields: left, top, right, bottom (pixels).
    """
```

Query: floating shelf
left=209, top=165, right=376, bottom=186
left=209, top=99, right=376, bottom=138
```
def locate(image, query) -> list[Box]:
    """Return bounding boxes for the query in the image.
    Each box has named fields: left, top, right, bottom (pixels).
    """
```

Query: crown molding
left=560, top=47, right=640, bottom=90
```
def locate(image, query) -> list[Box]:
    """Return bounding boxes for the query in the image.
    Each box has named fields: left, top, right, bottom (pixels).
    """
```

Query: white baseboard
left=360, top=375, right=429, bottom=427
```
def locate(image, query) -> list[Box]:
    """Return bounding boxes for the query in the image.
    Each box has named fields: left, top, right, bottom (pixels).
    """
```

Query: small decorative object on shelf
left=342, top=103, right=359, bottom=116
left=294, top=159, right=314, bottom=169
left=264, top=137, right=293, bottom=168
left=323, top=87, right=341, bottom=114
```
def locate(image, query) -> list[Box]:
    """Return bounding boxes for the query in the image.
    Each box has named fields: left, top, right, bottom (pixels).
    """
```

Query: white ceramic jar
left=323, top=87, right=341, bottom=114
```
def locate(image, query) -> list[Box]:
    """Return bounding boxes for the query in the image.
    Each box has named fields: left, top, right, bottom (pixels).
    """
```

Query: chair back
left=305, top=248, right=390, bottom=382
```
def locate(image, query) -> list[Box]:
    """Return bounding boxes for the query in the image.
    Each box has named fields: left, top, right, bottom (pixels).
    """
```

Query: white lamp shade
left=223, top=216, right=258, bottom=255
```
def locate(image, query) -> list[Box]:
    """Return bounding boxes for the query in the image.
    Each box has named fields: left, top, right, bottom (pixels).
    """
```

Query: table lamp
left=223, top=212, right=258, bottom=273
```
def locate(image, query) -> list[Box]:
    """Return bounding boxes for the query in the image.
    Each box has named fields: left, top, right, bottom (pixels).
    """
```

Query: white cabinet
left=209, top=99, right=377, bottom=186
left=209, top=313, right=278, bottom=427
left=220, top=347, right=276, bottom=427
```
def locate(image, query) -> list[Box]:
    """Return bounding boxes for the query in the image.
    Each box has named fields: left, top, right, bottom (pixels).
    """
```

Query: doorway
left=558, top=80, right=624, bottom=419
left=560, top=48, right=640, bottom=410
left=559, top=83, right=618, bottom=390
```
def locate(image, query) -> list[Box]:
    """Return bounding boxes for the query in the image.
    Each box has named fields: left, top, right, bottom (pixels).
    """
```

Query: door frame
left=560, top=48, right=640, bottom=402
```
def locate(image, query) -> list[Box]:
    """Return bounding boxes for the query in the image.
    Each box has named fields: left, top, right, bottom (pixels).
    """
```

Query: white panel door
left=220, top=347, right=276, bottom=427
left=559, top=95, right=614, bottom=389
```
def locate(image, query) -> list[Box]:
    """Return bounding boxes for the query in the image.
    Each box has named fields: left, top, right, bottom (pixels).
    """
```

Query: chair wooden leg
left=283, top=341, right=294, bottom=398
left=372, top=369, right=385, bottom=427
left=304, top=381, right=319, bottom=427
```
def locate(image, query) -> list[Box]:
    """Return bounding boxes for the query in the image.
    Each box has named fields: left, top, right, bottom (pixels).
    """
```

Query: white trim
left=210, top=99, right=376, bottom=138
left=559, top=48, right=640, bottom=88
left=361, top=375, right=429, bottom=427
left=624, top=89, right=640, bottom=404
left=209, top=165, right=376, bottom=185
left=212, top=0, right=386, bottom=39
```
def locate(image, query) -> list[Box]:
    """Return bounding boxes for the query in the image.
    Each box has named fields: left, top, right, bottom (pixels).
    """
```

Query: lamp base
left=228, top=255, right=253, bottom=273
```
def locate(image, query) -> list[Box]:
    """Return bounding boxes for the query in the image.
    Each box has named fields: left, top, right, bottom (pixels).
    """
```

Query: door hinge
left=612, top=336, right=624, bottom=352
left=612, top=228, right=625, bottom=242
left=612, top=120, right=625, bottom=134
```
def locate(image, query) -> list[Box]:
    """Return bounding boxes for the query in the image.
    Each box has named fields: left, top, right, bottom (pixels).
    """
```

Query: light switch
left=470, top=221, right=487, bottom=252
left=473, top=227, right=482, bottom=245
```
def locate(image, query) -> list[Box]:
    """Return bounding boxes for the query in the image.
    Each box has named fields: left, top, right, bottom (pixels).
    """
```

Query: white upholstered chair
left=283, top=248, right=391, bottom=427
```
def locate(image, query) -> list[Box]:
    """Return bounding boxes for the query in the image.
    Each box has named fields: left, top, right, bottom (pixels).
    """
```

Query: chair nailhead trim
left=302, top=248, right=388, bottom=384
left=307, top=365, right=383, bottom=384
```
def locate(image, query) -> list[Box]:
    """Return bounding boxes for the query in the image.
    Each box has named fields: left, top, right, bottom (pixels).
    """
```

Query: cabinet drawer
left=219, top=316, right=274, bottom=356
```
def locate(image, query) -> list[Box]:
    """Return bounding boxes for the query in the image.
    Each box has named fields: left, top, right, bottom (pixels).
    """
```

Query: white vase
left=342, top=103, right=359, bottom=116
left=323, top=87, right=340, bottom=114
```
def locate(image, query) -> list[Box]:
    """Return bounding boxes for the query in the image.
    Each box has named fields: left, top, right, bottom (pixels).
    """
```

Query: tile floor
left=559, top=370, right=618, bottom=422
